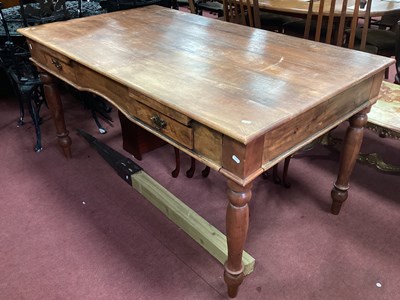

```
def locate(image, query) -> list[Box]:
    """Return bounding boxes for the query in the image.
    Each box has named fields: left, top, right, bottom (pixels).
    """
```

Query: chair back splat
left=304, top=0, right=372, bottom=50
left=223, top=0, right=261, bottom=28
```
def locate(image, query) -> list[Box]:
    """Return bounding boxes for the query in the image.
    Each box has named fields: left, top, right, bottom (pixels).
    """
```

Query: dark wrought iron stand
left=1, top=2, right=45, bottom=151
left=0, top=0, right=112, bottom=151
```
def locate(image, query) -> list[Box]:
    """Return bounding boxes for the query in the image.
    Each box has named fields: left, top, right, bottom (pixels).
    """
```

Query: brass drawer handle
left=51, top=58, right=62, bottom=70
left=150, top=114, right=167, bottom=131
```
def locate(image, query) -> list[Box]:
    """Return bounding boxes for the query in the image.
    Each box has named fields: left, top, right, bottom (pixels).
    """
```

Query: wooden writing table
left=18, top=6, right=393, bottom=297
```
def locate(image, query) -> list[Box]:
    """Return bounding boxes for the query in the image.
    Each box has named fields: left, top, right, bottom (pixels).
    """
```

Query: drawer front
left=129, top=89, right=191, bottom=126
left=134, top=101, right=193, bottom=149
left=28, top=40, right=77, bottom=83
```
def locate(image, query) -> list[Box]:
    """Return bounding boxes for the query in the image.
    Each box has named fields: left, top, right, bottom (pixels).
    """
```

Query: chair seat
left=356, top=28, right=396, bottom=51
left=351, top=41, right=378, bottom=54
left=238, top=11, right=299, bottom=31
left=283, top=19, right=326, bottom=39
left=260, top=12, right=300, bottom=32
left=197, top=0, right=223, bottom=13
left=282, top=19, right=306, bottom=37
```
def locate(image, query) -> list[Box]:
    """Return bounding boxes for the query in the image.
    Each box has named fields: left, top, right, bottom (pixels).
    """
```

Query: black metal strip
left=77, top=129, right=142, bottom=185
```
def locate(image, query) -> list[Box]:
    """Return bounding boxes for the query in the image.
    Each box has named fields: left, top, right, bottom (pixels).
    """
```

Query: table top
left=18, top=6, right=392, bottom=145
left=17, top=5, right=395, bottom=184
left=259, top=0, right=400, bottom=17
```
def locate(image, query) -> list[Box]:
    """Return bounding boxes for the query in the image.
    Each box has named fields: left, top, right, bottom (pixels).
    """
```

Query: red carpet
left=1, top=77, right=400, bottom=299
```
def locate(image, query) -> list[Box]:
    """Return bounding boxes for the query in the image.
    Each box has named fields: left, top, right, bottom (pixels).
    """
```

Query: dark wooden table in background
left=259, top=0, right=400, bottom=17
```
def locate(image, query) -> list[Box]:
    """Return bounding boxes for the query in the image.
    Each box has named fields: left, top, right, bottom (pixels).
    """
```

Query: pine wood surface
left=18, top=6, right=392, bottom=146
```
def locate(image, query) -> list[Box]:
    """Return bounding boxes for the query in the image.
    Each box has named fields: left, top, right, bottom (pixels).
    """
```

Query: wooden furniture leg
left=173, top=149, right=211, bottom=178
left=186, top=157, right=196, bottom=178
left=331, top=107, right=369, bottom=215
left=202, top=166, right=211, bottom=178
left=282, top=156, right=292, bottom=188
left=39, top=72, right=72, bottom=158
left=171, top=147, right=180, bottom=178
left=272, top=164, right=281, bottom=184
left=224, top=179, right=252, bottom=298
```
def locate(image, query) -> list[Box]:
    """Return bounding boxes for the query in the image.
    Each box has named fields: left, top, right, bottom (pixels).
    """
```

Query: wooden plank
left=131, top=171, right=255, bottom=275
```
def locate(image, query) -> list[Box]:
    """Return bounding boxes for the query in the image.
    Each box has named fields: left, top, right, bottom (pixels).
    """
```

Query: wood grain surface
left=18, top=6, right=393, bottom=145
left=259, top=0, right=400, bottom=17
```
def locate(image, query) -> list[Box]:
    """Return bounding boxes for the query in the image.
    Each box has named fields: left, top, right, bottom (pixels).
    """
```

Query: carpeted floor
left=1, top=63, right=400, bottom=299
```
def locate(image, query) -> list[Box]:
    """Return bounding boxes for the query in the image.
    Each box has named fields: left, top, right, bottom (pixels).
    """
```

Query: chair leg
left=281, top=156, right=292, bottom=188
left=171, top=149, right=210, bottom=178
left=79, top=92, right=112, bottom=134
left=92, top=110, right=107, bottom=134
left=171, top=147, right=180, bottom=178
left=24, top=85, right=43, bottom=152
left=272, top=164, right=281, bottom=184
left=186, top=157, right=196, bottom=178
left=7, top=75, right=25, bottom=126
left=17, top=94, right=25, bottom=126
left=202, top=166, right=210, bottom=178
left=261, top=160, right=291, bottom=188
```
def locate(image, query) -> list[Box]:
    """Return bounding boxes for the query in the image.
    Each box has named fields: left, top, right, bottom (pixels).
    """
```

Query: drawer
left=134, top=100, right=193, bottom=149
left=28, top=40, right=77, bottom=83
left=129, top=89, right=191, bottom=125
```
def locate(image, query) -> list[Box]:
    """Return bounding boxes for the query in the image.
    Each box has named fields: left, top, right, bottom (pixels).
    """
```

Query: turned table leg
left=40, top=72, right=72, bottom=158
left=224, top=179, right=252, bottom=298
left=331, top=107, right=370, bottom=215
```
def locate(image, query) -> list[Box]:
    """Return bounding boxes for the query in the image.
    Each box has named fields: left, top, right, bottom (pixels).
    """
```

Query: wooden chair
left=284, top=0, right=374, bottom=51
left=299, top=0, right=397, bottom=77
left=223, top=0, right=300, bottom=32
left=223, top=0, right=261, bottom=27
left=355, top=10, right=400, bottom=78
left=311, top=0, right=370, bottom=47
